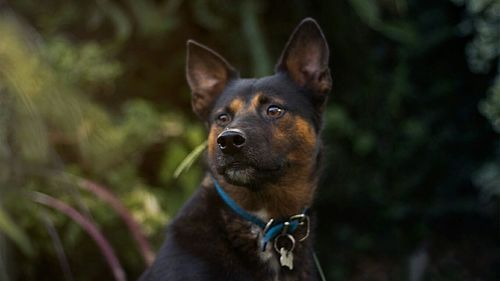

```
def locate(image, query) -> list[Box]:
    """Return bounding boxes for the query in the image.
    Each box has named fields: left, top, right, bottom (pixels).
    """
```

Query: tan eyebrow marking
left=250, top=92, right=263, bottom=110
left=229, top=98, right=245, bottom=113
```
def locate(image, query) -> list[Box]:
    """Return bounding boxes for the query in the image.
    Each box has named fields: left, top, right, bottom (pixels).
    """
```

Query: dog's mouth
left=222, top=162, right=257, bottom=186
left=217, top=160, right=284, bottom=188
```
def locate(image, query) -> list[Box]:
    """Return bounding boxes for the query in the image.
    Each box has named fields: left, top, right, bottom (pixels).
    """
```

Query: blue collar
left=210, top=174, right=309, bottom=251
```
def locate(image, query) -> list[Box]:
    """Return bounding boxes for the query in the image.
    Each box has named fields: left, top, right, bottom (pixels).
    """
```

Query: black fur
left=140, top=183, right=318, bottom=281
left=140, top=18, right=331, bottom=281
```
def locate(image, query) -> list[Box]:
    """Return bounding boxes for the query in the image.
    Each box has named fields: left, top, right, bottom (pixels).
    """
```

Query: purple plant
left=32, top=192, right=127, bottom=281
left=77, top=178, right=154, bottom=266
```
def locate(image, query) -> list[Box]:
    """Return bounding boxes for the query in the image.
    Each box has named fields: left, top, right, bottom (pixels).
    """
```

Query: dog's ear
left=187, top=40, right=238, bottom=120
left=276, top=18, right=332, bottom=97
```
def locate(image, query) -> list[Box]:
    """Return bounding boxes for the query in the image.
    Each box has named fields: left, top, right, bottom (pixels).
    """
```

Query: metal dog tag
left=274, top=233, right=296, bottom=270
left=279, top=247, right=294, bottom=270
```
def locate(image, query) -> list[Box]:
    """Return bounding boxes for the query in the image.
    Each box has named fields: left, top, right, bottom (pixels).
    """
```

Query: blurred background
left=0, top=0, right=499, bottom=280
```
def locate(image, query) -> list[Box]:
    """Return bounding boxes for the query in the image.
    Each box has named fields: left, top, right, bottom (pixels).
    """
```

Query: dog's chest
left=223, top=208, right=287, bottom=278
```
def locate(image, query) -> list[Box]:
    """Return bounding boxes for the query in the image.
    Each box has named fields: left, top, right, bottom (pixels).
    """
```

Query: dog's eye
left=216, top=113, right=231, bottom=125
left=266, top=105, right=285, bottom=118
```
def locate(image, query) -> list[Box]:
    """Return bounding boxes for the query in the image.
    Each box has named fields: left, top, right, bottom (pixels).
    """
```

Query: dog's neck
left=202, top=164, right=317, bottom=279
left=205, top=171, right=317, bottom=220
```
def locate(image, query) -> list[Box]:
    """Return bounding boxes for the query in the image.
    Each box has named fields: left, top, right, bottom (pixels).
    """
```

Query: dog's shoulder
left=140, top=185, right=257, bottom=281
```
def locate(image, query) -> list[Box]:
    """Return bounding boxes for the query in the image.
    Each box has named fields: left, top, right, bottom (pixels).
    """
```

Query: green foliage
left=449, top=0, right=500, bottom=203
left=481, top=79, right=500, bottom=131
left=0, top=9, right=204, bottom=280
left=43, top=38, right=122, bottom=90
left=315, top=0, right=499, bottom=280
left=0, top=207, right=33, bottom=256
left=452, top=0, right=500, bottom=73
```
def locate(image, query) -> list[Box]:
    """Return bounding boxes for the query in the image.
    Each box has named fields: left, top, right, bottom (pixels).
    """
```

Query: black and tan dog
left=140, top=18, right=332, bottom=281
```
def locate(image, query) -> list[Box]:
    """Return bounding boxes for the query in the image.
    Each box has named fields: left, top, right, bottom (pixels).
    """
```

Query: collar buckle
left=289, top=214, right=310, bottom=242
left=263, top=218, right=275, bottom=234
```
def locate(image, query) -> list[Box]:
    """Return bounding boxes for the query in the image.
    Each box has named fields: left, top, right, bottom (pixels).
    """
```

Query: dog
left=140, top=18, right=332, bottom=281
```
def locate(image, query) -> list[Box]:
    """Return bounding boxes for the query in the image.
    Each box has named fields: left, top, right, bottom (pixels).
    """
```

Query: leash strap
left=210, top=174, right=307, bottom=251
left=313, top=251, right=327, bottom=281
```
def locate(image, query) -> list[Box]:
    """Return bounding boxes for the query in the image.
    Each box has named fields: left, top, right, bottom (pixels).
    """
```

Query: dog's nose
left=217, top=130, right=246, bottom=153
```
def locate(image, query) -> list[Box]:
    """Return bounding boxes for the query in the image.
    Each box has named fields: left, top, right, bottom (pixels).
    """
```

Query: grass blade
left=173, top=141, right=207, bottom=178
left=0, top=207, right=33, bottom=256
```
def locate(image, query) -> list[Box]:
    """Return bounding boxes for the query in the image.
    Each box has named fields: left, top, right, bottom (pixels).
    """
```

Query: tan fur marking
left=294, top=116, right=316, bottom=147
left=207, top=126, right=219, bottom=161
left=229, top=98, right=245, bottom=113
left=212, top=115, right=318, bottom=219
left=250, top=92, right=262, bottom=111
left=205, top=102, right=319, bottom=221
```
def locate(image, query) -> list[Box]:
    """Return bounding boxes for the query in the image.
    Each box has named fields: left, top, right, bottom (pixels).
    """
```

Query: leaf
left=0, top=207, right=33, bottom=256
left=96, top=0, right=131, bottom=43
left=173, top=141, right=207, bottom=178
left=349, top=0, right=381, bottom=26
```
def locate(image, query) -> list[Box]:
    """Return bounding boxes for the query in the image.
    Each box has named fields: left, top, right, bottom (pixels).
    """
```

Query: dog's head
left=186, top=18, right=331, bottom=189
